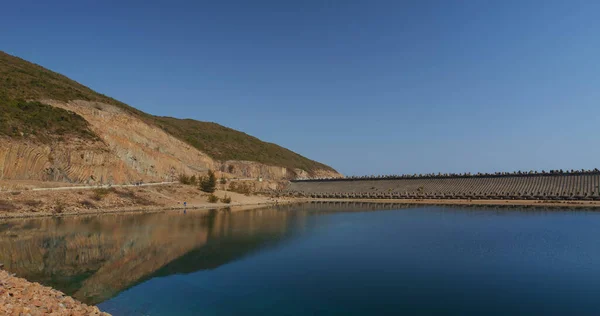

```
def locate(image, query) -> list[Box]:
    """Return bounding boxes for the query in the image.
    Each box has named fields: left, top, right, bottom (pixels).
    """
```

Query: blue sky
left=2, top=0, right=599, bottom=176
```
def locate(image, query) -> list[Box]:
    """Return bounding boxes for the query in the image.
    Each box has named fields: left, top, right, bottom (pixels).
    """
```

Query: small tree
left=200, top=170, right=217, bottom=193
left=178, top=174, right=191, bottom=185
left=220, top=195, right=231, bottom=204
left=207, top=194, right=219, bottom=203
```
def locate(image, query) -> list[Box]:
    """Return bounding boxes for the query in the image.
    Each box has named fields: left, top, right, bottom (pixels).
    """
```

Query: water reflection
left=1, top=202, right=597, bottom=309
left=0, top=207, right=307, bottom=305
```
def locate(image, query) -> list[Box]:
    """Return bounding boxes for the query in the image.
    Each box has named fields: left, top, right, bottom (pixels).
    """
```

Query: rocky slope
left=0, top=50, right=341, bottom=184
left=0, top=270, right=110, bottom=315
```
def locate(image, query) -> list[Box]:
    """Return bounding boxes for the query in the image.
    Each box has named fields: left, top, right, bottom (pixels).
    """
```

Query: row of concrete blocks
left=284, top=191, right=600, bottom=201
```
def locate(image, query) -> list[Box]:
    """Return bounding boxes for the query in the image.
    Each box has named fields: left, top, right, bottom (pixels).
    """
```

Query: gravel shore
left=0, top=269, right=110, bottom=316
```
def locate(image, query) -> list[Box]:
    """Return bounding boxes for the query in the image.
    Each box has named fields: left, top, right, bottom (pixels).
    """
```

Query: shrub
left=0, top=201, right=16, bottom=211
left=131, top=195, right=155, bottom=206
left=115, top=189, right=155, bottom=205
left=80, top=200, right=95, bottom=208
left=207, top=194, right=219, bottom=203
left=115, top=189, right=136, bottom=199
left=92, top=187, right=114, bottom=201
left=220, top=195, right=231, bottom=204
left=200, top=170, right=217, bottom=193
left=54, top=201, right=66, bottom=213
left=0, top=100, right=99, bottom=142
left=228, top=182, right=252, bottom=196
left=179, top=174, right=190, bottom=184
left=23, top=200, right=43, bottom=207
left=179, top=174, right=198, bottom=185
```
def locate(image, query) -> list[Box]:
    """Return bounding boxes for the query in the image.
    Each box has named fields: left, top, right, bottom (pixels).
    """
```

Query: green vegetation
left=207, top=194, right=219, bottom=203
left=0, top=201, right=16, bottom=211
left=92, top=188, right=115, bottom=201
left=0, top=51, right=139, bottom=114
left=220, top=195, right=232, bottom=204
left=114, top=189, right=156, bottom=206
left=23, top=200, right=43, bottom=207
left=54, top=201, right=66, bottom=213
left=179, top=174, right=198, bottom=186
left=0, top=50, right=337, bottom=174
left=80, top=200, right=96, bottom=208
left=200, top=170, right=217, bottom=193
left=153, top=117, right=335, bottom=174
left=0, top=99, right=98, bottom=142
left=228, top=182, right=253, bottom=196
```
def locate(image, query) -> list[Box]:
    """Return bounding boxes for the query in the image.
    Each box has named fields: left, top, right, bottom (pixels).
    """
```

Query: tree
left=200, top=170, right=217, bottom=193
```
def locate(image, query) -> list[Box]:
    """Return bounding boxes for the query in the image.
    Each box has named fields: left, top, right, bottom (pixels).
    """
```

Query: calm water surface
left=2, top=203, right=600, bottom=315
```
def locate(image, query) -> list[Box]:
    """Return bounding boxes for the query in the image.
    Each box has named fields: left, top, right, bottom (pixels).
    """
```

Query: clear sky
left=2, top=0, right=599, bottom=176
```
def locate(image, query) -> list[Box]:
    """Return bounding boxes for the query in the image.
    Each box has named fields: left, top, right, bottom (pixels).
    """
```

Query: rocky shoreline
left=0, top=269, right=110, bottom=315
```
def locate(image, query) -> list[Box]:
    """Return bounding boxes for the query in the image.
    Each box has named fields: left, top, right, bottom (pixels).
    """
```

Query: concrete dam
left=287, top=171, right=600, bottom=201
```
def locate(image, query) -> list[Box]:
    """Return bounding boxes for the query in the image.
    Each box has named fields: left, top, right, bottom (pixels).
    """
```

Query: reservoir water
left=2, top=203, right=600, bottom=315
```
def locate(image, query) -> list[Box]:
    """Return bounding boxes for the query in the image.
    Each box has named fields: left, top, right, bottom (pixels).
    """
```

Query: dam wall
left=287, top=172, right=600, bottom=200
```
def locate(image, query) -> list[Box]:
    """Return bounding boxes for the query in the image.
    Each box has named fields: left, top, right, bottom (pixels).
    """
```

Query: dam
left=287, top=170, right=600, bottom=201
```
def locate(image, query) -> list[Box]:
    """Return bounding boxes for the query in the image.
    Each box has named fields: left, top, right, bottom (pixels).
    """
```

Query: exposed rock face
left=218, top=160, right=341, bottom=180
left=0, top=137, right=138, bottom=184
left=48, top=100, right=214, bottom=182
left=0, top=100, right=341, bottom=184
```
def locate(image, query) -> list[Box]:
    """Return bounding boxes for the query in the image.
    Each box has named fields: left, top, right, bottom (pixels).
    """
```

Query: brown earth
left=0, top=181, right=296, bottom=219
left=0, top=269, right=110, bottom=315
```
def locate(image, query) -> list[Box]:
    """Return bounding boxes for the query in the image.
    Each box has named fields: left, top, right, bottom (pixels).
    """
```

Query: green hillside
left=0, top=51, right=336, bottom=174
left=0, top=99, right=98, bottom=142
left=0, top=51, right=137, bottom=113
left=154, top=117, right=334, bottom=172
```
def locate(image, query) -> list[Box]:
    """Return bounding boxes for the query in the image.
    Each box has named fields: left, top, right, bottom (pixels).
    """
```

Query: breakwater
left=288, top=171, right=600, bottom=200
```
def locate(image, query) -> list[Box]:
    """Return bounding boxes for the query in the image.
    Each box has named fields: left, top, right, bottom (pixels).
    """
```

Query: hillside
left=0, top=50, right=338, bottom=178
left=154, top=117, right=334, bottom=172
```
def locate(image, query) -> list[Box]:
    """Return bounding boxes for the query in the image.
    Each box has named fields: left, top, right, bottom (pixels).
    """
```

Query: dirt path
left=0, top=181, right=178, bottom=193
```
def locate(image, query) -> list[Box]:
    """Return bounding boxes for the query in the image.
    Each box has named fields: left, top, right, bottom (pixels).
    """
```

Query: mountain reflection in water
left=0, top=206, right=312, bottom=305
left=4, top=202, right=600, bottom=315
left=0, top=202, right=397, bottom=305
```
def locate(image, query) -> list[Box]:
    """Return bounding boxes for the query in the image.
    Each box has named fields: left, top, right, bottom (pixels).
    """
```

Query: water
left=2, top=203, right=600, bottom=315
